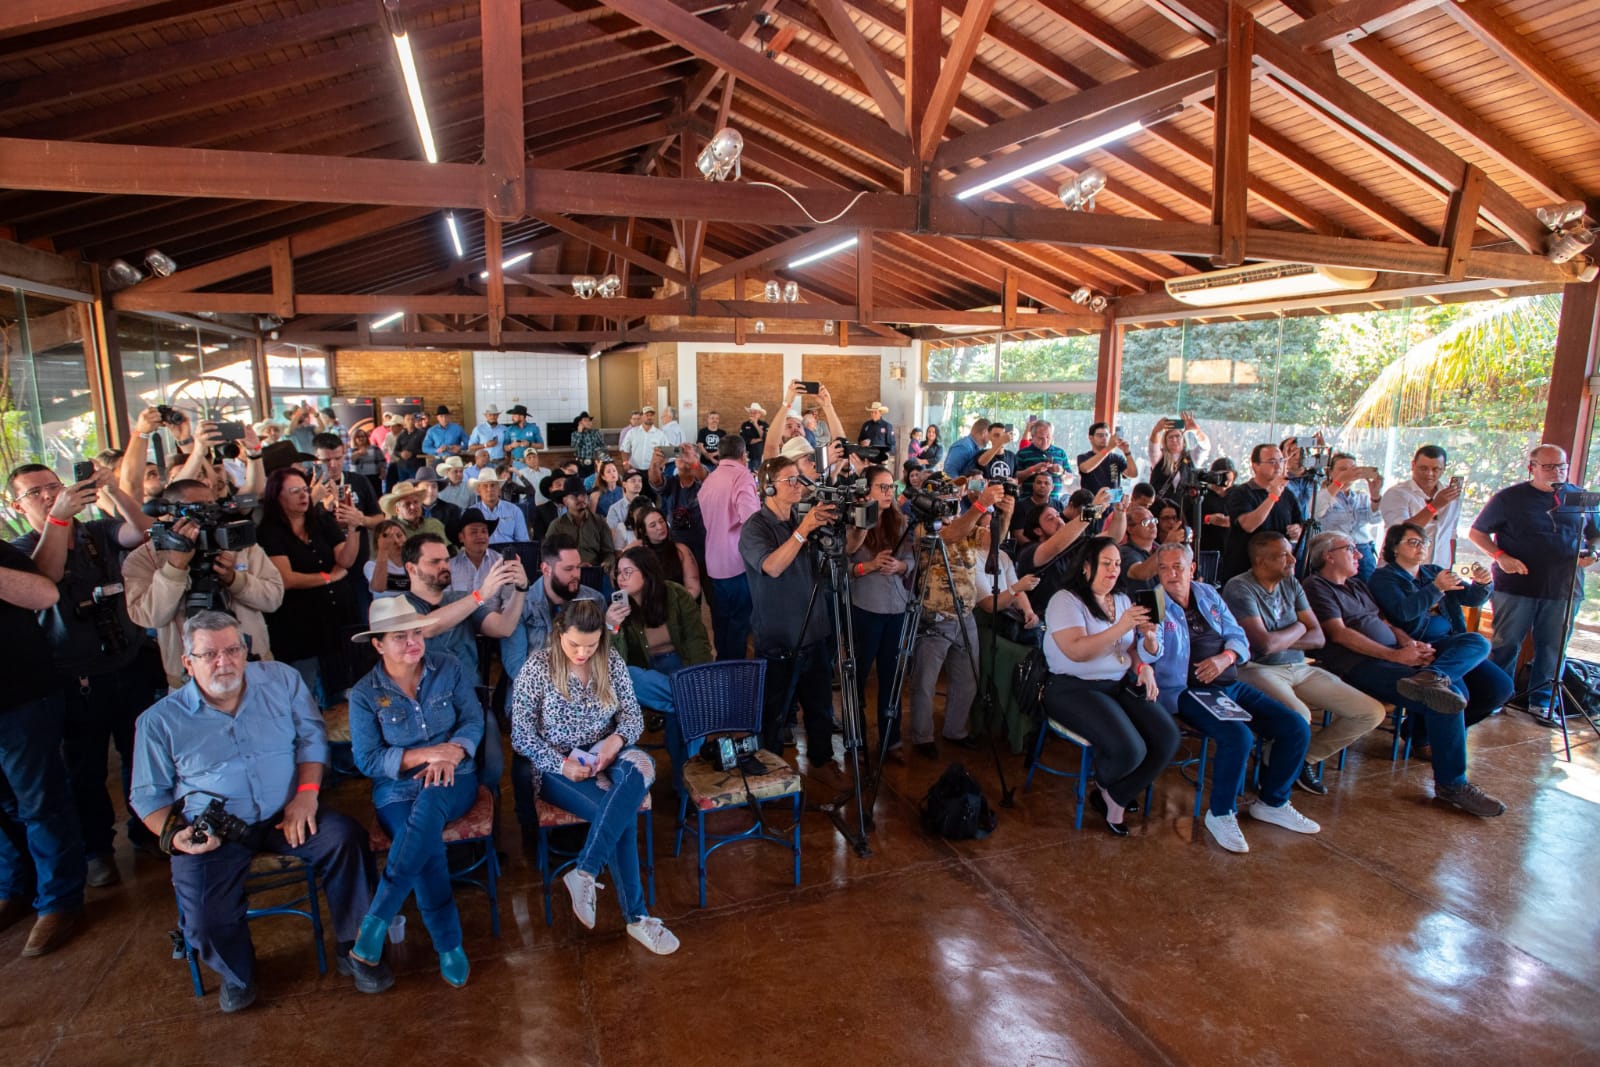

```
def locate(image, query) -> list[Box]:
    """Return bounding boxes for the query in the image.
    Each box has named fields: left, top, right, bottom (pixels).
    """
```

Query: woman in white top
left=1043, top=535, right=1181, bottom=835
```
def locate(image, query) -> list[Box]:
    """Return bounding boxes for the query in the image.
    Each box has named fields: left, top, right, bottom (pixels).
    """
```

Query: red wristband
left=1423, top=502, right=1438, bottom=516
left=1267, top=494, right=1280, bottom=504
left=320, top=571, right=331, bottom=585
left=297, top=782, right=320, bottom=793
left=472, top=590, right=484, bottom=604
left=973, top=502, right=991, bottom=514
left=46, top=515, right=70, bottom=528
left=855, top=563, right=866, bottom=577
left=1491, top=548, right=1505, bottom=559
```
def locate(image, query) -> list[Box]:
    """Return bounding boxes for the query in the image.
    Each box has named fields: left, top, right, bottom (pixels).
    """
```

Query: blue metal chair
left=175, top=854, right=327, bottom=997
left=1024, top=717, right=1096, bottom=829
left=671, top=661, right=802, bottom=908
left=366, top=784, right=503, bottom=938
left=534, top=794, right=655, bottom=926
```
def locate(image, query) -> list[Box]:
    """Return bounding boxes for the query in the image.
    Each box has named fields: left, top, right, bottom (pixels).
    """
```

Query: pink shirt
left=699, top=460, right=761, bottom=579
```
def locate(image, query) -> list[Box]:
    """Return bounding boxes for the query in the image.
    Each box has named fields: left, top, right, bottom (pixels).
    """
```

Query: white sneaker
left=627, top=916, right=680, bottom=955
left=562, top=869, right=603, bottom=929
left=1248, top=799, right=1321, bottom=835
left=1204, top=810, right=1249, bottom=853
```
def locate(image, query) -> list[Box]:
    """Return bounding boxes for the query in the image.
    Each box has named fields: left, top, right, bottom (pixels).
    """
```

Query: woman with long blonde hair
left=507, top=599, right=679, bottom=954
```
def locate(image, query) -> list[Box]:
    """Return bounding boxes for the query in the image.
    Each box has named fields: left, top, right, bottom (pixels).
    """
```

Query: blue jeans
left=851, top=607, right=905, bottom=749
left=1340, top=632, right=1491, bottom=787
left=628, top=652, right=687, bottom=775
left=536, top=754, right=650, bottom=922
left=369, top=771, right=477, bottom=954
left=171, top=810, right=374, bottom=989
left=709, top=574, right=753, bottom=660
left=0, top=692, right=85, bottom=914
left=1175, top=681, right=1310, bottom=816
left=1354, top=542, right=1377, bottom=584
left=1488, top=591, right=1577, bottom=707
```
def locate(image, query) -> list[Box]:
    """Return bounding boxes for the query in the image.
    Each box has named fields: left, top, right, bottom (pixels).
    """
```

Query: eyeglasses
left=1329, top=543, right=1359, bottom=555
left=773, top=476, right=805, bottom=487
left=1399, top=537, right=1431, bottom=548
left=189, top=644, right=246, bottom=664
left=615, top=567, right=639, bottom=580
left=1534, top=462, right=1570, bottom=472
left=1134, top=518, right=1158, bottom=527
left=14, top=481, right=64, bottom=502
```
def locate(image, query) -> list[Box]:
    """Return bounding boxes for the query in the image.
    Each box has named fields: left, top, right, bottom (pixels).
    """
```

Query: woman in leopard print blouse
left=508, top=599, right=679, bottom=955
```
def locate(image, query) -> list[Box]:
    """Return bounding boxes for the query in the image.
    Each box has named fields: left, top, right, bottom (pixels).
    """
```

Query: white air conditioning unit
left=929, top=305, right=1039, bottom=334
left=1165, top=263, right=1377, bottom=308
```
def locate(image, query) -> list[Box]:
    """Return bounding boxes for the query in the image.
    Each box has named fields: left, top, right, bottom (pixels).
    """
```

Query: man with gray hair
left=1302, top=532, right=1505, bottom=817
left=130, top=611, right=391, bottom=1012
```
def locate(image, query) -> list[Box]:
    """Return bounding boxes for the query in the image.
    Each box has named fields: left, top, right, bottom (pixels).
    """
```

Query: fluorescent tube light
left=955, top=121, right=1143, bottom=200
left=392, top=32, right=438, bottom=164
left=445, top=213, right=464, bottom=257
left=477, top=251, right=533, bottom=280
left=372, top=311, right=405, bottom=329
left=788, top=236, right=858, bottom=269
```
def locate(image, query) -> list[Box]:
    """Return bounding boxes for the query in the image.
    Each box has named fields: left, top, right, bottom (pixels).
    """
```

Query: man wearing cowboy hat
left=410, top=467, right=461, bottom=531
left=130, top=610, right=392, bottom=1011
left=435, top=457, right=476, bottom=511
left=570, top=412, right=604, bottom=473
left=422, top=405, right=468, bottom=460
left=468, top=405, right=505, bottom=462
left=501, top=404, right=543, bottom=453
left=624, top=407, right=667, bottom=473
left=469, top=468, right=528, bottom=544
left=545, top=477, right=616, bottom=571
left=379, top=482, right=447, bottom=543
left=859, top=402, right=896, bottom=453
left=740, top=403, right=769, bottom=472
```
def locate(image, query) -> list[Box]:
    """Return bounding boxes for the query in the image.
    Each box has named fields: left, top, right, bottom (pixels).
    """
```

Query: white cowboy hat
left=351, top=596, right=431, bottom=642
left=746, top=402, right=767, bottom=415
left=866, top=401, right=890, bottom=414
left=436, top=456, right=466, bottom=473
left=378, top=482, right=428, bottom=517
left=482, top=404, right=501, bottom=416
left=471, top=468, right=504, bottom=485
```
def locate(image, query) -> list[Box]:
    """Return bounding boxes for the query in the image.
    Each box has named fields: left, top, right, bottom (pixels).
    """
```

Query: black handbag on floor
left=920, top=763, right=997, bottom=840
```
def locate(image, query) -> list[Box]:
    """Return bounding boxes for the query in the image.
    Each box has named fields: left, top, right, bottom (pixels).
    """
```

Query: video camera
left=905, top=472, right=963, bottom=525
left=969, top=474, right=1020, bottom=499
left=1178, top=466, right=1233, bottom=493
left=1289, top=435, right=1332, bottom=479
left=796, top=475, right=879, bottom=552
left=143, top=495, right=259, bottom=616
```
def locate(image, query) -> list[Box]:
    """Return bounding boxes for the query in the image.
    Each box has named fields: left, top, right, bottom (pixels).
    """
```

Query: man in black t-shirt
left=739, top=404, right=770, bottom=473
left=9, top=462, right=161, bottom=892
left=0, top=540, right=83, bottom=957
left=975, top=422, right=1018, bottom=483
left=696, top=410, right=725, bottom=468
left=1077, top=421, right=1136, bottom=492
left=1219, top=443, right=1304, bottom=584
left=739, top=455, right=840, bottom=762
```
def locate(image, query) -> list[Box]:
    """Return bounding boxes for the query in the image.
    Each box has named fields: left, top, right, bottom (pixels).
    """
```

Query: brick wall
left=333, top=349, right=466, bottom=420
left=697, top=351, right=784, bottom=432
left=801, top=353, right=885, bottom=442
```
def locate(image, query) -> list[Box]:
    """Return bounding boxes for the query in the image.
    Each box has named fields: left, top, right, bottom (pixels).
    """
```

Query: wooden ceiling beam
left=1277, top=0, right=1445, bottom=50
left=1441, top=164, right=1488, bottom=282
left=1211, top=1, right=1253, bottom=266
left=594, top=0, right=907, bottom=164
left=537, top=118, right=683, bottom=171
left=482, top=0, right=527, bottom=220
left=533, top=213, right=690, bottom=287
left=1444, top=0, right=1600, bottom=140
left=813, top=0, right=906, bottom=137
left=918, top=0, right=997, bottom=160
left=0, top=0, right=176, bottom=38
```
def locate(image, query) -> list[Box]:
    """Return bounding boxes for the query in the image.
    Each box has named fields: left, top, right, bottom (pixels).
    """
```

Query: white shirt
left=625, top=426, right=668, bottom=471
left=509, top=464, right=546, bottom=504
left=661, top=419, right=684, bottom=447
left=1044, top=590, right=1144, bottom=679
left=1379, top=478, right=1460, bottom=568
left=973, top=551, right=1020, bottom=603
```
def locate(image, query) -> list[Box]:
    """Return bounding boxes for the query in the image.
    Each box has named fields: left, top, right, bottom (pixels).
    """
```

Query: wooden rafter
left=919, top=0, right=997, bottom=160
left=1211, top=1, right=1253, bottom=266
left=813, top=0, right=907, bottom=138
left=534, top=214, right=690, bottom=287
left=1444, top=0, right=1600, bottom=140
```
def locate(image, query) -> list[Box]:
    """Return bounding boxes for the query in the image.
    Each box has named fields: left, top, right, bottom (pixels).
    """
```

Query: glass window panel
left=21, top=292, right=96, bottom=470
left=998, top=335, right=1097, bottom=382
left=926, top=343, right=997, bottom=382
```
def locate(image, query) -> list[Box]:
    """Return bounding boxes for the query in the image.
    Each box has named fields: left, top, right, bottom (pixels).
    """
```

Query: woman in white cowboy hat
left=346, top=596, right=485, bottom=988
left=379, top=481, right=447, bottom=542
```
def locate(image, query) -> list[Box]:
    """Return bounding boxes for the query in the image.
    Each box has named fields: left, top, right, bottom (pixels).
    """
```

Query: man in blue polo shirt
left=130, top=611, right=391, bottom=1011
left=422, top=405, right=469, bottom=459
left=500, top=404, right=543, bottom=453
left=1468, top=444, right=1600, bottom=724
left=942, top=417, right=990, bottom=477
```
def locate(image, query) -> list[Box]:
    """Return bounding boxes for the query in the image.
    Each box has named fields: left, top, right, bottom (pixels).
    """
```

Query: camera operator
left=740, top=456, right=841, bottom=762
left=130, top=611, right=391, bottom=1011
left=125, top=479, right=285, bottom=690
left=1219, top=444, right=1304, bottom=584
left=0, top=540, right=83, bottom=958
left=1278, top=435, right=1324, bottom=520
left=903, top=482, right=1010, bottom=758
left=8, top=462, right=161, bottom=886
left=1313, top=453, right=1383, bottom=582
left=1198, top=458, right=1237, bottom=555
left=848, top=466, right=916, bottom=757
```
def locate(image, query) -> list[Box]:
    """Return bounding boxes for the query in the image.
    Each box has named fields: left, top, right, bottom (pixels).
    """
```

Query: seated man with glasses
left=130, top=611, right=392, bottom=1013
left=1467, top=445, right=1600, bottom=725
left=1303, top=533, right=1505, bottom=817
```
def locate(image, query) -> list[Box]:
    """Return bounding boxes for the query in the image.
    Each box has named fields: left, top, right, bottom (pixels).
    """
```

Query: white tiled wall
left=473, top=351, right=588, bottom=441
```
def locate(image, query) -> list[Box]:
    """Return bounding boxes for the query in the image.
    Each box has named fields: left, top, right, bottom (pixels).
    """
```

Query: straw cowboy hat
left=351, top=595, right=432, bottom=642
left=746, top=402, right=767, bottom=416
left=779, top=436, right=816, bottom=462
left=470, top=468, right=504, bottom=484
left=379, top=481, right=428, bottom=516
left=866, top=401, right=890, bottom=414
left=436, top=456, right=466, bottom=475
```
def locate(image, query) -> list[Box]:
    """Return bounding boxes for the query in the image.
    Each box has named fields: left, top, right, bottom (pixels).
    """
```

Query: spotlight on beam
left=106, top=259, right=144, bottom=288
left=143, top=249, right=177, bottom=277
left=596, top=274, right=621, bottom=299
left=764, top=280, right=782, bottom=302
left=1057, top=167, right=1106, bottom=212
left=572, top=275, right=597, bottom=299
left=697, top=128, right=743, bottom=182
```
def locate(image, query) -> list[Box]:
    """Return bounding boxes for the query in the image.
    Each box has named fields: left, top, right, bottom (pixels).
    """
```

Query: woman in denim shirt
left=346, top=597, right=483, bottom=988
left=509, top=599, right=679, bottom=955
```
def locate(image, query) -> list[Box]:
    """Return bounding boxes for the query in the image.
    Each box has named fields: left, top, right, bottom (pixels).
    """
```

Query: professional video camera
left=796, top=475, right=879, bottom=552
left=144, top=495, right=259, bottom=616
left=1290, top=435, right=1332, bottom=479
left=1178, top=465, right=1233, bottom=493
left=699, top=733, right=763, bottom=774
left=904, top=472, right=963, bottom=525
left=836, top=437, right=889, bottom=465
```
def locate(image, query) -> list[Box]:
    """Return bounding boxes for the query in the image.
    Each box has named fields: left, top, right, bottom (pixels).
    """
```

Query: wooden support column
left=856, top=230, right=874, bottom=324
left=1094, top=317, right=1124, bottom=425
left=1441, top=164, right=1486, bottom=281
left=269, top=238, right=295, bottom=319
left=1002, top=269, right=1018, bottom=330
left=1212, top=1, right=1253, bottom=266
left=839, top=321, right=850, bottom=348
left=484, top=215, right=505, bottom=348
left=903, top=0, right=941, bottom=181
left=481, top=0, right=525, bottom=219
left=1544, top=277, right=1600, bottom=481
left=734, top=272, right=746, bottom=346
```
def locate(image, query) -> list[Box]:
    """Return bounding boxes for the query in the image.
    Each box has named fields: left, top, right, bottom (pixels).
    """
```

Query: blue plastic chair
left=175, top=854, right=327, bottom=997
left=671, top=661, right=802, bottom=908
left=1024, top=717, right=1097, bottom=829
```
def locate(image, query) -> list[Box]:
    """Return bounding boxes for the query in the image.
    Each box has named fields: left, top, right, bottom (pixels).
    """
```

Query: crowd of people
left=1, top=387, right=1592, bottom=1011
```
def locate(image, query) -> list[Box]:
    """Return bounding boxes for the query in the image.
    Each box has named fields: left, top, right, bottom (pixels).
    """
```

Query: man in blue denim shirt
left=1149, top=544, right=1318, bottom=854
left=130, top=611, right=391, bottom=1012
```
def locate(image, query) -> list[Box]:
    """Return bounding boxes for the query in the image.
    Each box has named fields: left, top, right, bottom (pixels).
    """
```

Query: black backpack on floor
left=920, top=763, right=997, bottom=840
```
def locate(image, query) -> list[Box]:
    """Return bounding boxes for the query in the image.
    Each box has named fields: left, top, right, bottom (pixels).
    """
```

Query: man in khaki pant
left=1222, top=531, right=1385, bottom=795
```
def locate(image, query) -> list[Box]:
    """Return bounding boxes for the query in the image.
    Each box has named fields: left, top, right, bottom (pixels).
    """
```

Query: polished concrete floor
left=4, top=705, right=1600, bottom=1066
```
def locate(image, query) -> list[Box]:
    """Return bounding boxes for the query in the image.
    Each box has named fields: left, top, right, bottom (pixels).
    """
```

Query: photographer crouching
left=125, top=479, right=285, bottom=690
left=130, top=611, right=391, bottom=1012
left=8, top=461, right=162, bottom=890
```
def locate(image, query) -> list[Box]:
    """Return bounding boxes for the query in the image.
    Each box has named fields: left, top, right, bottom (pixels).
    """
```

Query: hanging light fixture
left=1087, top=295, right=1109, bottom=313
left=697, top=128, right=744, bottom=181
left=1537, top=201, right=1588, bottom=230
left=764, top=280, right=782, bottom=302
left=572, top=275, right=597, bottom=299
left=1070, top=286, right=1091, bottom=305
left=1547, top=223, right=1596, bottom=265
left=823, top=319, right=835, bottom=334
left=1057, top=167, right=1106, bottom=212
left=372, top=311, right=405, bottom=329
left=143, top=249, right=177, bottom=277
left=596, top=274, right=621, bottom=299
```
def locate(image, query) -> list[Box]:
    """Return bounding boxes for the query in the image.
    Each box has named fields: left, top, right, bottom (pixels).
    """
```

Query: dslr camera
left=905, top=472, right=962, bottom=525
left=189, top=797, right=252, bottom=846
left=1178, top=466, right=1232, bottom=493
